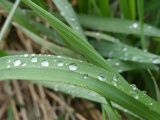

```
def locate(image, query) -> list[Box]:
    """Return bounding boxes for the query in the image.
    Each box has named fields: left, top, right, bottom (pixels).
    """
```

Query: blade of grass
left=137, top=0, right=146, bottom=50
left=7, top=104, right=14, bottom=120
left=98, top=0, right=109, bottom=17
left=0, top=0, right=20, bottom=43
left=34, top=80, right=143, bottom=119
left=102, top=104, right=121, bottom=120
left=91, top=40, right=160, bottom=64
left=85, top=31, right=120, bottom=43
left=7, top=0, right=160, bottom=118
left=52, top=0, right=88, bottom=41
left=0, top=0, right=39, bottom=35
left=128, top=0, right=136, bottom=20
left=77, top=0, right=91, bottom=14
left=51, top=13, right=160, bottom=38
left=107, top=59, right=158, bottom=73
left=0, top=55, right=160, bottom=119
left=91, top=0, right=102, bottom=16
left=102, top=105, right=106, bottom=120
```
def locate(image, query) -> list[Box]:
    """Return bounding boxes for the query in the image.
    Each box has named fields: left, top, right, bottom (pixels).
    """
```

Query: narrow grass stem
left=0, top=0, right=21, bottom=43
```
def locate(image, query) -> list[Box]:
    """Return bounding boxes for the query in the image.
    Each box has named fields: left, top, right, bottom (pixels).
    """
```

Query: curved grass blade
left=33, top=80, right=143, bottom=120
left=21, top=0, right=117, bottom=75
left=85, top=31, right=120, bottom=43
left=102, top=104, right=121, bottom=120
left=77, top=14, right=160, bottom=37
left=0, top=0, right=20, bottom=43
left=107, top=59, right=159, bottom=73
left=26, top=11, right=160, bottom=38
left=0, top=0, right=39, bottom=35
left=0, top=55, right=160, bottom=119
left=98, top=0, right=109, bottom=17
left=52, top=0, right=87, bottom=41
left=91, top=40, right=160, bottom=64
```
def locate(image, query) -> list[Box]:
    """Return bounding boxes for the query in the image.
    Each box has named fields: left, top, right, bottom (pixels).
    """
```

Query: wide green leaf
left=0, top=55, right=160, bottom=119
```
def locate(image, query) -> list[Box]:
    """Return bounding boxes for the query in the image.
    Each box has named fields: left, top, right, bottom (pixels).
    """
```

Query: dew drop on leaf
left=24, top=54, right=28, bottom=57
left=69, top=63, right=77, bottom=71
left=115, top=62, right=120, bottom=66
left=70, top=17, right=75, bottom=21
left=8, top=60, right=11, bottom=63
left=57, top=61, right=64, bottom=67
left=130, top=91, right=139, bottom=99
left=113, top=75, right=118, bottom=81
left=122, top=47, right=127, bottom=51
left=7, top=65, right=10, bottom=68
left=41, top=60, right=49, bottom=67
left=131, top=84, right=137, bottom=90
left=22, top=63, right=26, bottom=66
left=31, top=57, right=37, bottom=63
left=111, top=81, right=117, bottom=87
left=14, top=60, right=21, bottom=66
left=60, top=11, right=65, bottom=16
left=152, top=57, right=160, bottom=64
left=84, top=74, right=88, bottom=79
left=142, top=90, right=147, bottom=95
left=97, top=74, right=106, bottom=81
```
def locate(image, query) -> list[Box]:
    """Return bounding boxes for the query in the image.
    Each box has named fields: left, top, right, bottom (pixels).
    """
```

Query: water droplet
left=111, top=81, right=117, bottom=87
left=57, top=56, right=62, bottom=58
left=24, top=54, right=28, bottom=57
left=84, top=74, right=88, bottom=79
left=131, top=84, right=137, bottom=90
left=41, top=60, right=49, bottom=67
left=65, top=6, right=68, bottom=9
left=142, top=90, right=146, bottom=95
left=60, top=11, right=65, bottom=16
left=69, top=63, right=77, bottom=71
left=149, top=100, right=153, bottom=105
left=152, top=57, right=160, bottom=64
left=122, top=47, right=127, bottom=51
left=118, top=69, right=122, bottom=72
left=7, top=65, right=10, bottom=68
left=113, top=75, right=118, bottom=81
left=96, top=32, right=100, bottom=36
left=115, top=62, right=120, bottom=66
left=143, top=49, right=147, bottom=52
left=97, top=74, right=106, bottom=81
left=70, top=17, right=75, bottom=21
left=21, top=63, right=26, bottom=67
left=130, top=91, right=139, bottom=99
left=57, top=61, right=64, bottom=67
left=132, top=23, right=138, bottom=28
left=75, top=26, right=79, bottom=30
left=14, top=60, right=21, bottom=66
left=31, top=54, right=35, bottom=56
left=8, top=60, right=11, bottom=63
left=31, top=57, right=37, bottom=63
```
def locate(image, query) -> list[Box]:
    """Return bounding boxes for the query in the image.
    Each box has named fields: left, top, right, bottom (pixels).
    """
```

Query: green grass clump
left=0, top=0, right=160, bottom=119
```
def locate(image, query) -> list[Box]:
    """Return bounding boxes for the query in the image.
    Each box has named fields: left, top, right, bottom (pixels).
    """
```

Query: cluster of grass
left=0, top=0, right=160, bottom=119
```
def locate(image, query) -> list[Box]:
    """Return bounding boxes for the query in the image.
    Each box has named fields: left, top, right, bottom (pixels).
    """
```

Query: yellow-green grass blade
left=0, top=55, right=160, bottom=119
left=98, top=0, right=109, bottom=17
